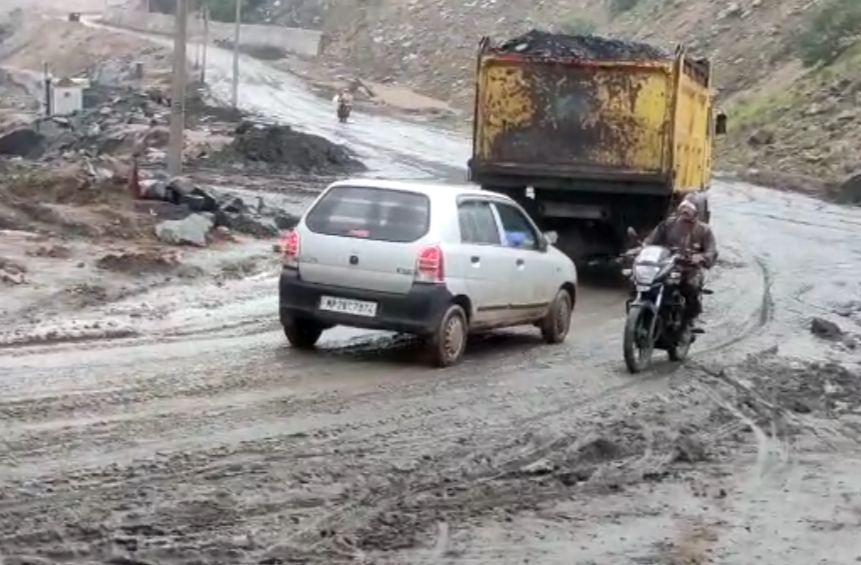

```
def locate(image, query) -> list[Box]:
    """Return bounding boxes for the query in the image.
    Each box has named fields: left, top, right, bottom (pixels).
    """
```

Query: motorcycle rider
left=334, top=89, right=353, bottom=111
left=643, top=199, right=717, bottom=327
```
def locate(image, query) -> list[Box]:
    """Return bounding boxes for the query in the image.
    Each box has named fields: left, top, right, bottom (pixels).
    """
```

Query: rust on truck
left=474, top=55, right=676, bottom=178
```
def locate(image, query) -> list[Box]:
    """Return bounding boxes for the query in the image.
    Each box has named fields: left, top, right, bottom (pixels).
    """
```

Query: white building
left=49, top=77, right=90, bottom=116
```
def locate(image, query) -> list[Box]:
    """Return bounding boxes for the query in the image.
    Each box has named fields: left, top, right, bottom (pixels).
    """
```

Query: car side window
left=458, top=200, right=501, bottom=245
left=494, top=203, right=540, bottom=250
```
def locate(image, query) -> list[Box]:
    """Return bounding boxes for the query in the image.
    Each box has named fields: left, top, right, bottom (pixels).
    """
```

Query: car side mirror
left=715, top=112, right=727, bottom=135
left=543, top=230, right=558, bottom=245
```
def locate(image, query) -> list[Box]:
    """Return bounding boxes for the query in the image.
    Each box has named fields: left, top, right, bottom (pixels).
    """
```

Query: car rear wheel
left=426, top=304, right=468, bottom=368
left=283, top=318, right=323, bottom=349
left=541, top=288, right=573, bottom=344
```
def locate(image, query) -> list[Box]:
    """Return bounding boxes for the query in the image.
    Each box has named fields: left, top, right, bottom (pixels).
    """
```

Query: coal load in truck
left=492, top=29, right=671, bottom=61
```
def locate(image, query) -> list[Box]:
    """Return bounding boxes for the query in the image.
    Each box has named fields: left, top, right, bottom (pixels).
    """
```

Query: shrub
left=794, top=0, right=861, bottom=67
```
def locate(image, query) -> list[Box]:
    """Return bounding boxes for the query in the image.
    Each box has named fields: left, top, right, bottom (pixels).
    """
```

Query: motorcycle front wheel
left=623, top=305, right=655, bottom=374
left=668, top=325, right=692, bottom=362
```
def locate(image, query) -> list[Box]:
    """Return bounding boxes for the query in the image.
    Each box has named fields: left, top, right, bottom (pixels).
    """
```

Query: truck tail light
left=415, top=245, right=444, bottom=283
left=281, top=230, right=300, bottom=269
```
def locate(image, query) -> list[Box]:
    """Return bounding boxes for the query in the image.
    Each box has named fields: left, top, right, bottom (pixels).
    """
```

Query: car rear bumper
left=279, top=269, right=453, bottom=335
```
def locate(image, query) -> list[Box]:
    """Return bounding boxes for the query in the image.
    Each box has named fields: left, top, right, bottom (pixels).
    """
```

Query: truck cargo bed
left=472, top=56, right=675, bottom=179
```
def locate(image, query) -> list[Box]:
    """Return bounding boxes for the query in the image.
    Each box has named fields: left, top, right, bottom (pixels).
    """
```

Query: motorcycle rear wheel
left=623, top=305, right=654, bottom=374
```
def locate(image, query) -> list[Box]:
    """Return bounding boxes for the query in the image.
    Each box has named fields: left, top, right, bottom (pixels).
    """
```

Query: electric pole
left=201, top=2, right=209, bottom=83
left=231, top=0, right=241, bottom=107
left=167, top=0, right=188, bottom=176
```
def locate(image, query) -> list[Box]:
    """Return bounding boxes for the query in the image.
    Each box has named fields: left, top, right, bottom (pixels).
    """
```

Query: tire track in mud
left=698, top=252, right=774, bottom=357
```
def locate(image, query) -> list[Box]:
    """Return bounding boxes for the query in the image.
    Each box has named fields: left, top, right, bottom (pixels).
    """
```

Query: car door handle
left=516, top=258, right=524, bottom=266
left=470, top=256, right=480, bottom=264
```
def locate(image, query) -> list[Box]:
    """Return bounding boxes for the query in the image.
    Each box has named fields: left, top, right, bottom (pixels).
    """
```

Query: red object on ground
left=127, top=158, right=142, bottom=199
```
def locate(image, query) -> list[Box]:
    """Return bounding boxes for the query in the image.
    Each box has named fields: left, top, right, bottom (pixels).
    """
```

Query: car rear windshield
left=305, top=185, right=431, bottom=243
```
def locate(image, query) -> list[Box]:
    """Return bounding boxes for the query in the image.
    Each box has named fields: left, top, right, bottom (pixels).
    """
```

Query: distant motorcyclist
left=334, top=89, right=353, bottom=109
left=643, top=199, right=717, bottom=327
left=334, top=89, right=353, bottom=122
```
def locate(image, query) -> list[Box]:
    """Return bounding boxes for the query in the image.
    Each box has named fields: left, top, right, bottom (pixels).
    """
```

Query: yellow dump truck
left=467, top=32, right=726, bottom=264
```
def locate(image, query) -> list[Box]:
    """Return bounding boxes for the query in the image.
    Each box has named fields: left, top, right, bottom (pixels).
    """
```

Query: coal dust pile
left=493, top=29, right=671, bottom=61
left=226, top=122, right=366, bottom=174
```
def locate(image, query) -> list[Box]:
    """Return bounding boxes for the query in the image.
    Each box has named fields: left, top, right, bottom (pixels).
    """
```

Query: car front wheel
left=283, top=318, right=323, bottom=349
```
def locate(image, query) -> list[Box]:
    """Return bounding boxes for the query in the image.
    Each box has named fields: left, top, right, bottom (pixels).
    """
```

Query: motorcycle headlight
left=634, top=264, right=659, bottom=284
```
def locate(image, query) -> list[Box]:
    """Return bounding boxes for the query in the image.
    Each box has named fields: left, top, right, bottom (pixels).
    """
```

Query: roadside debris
left=141, top=175, right=299, bottom=245
left=0, top=85, right=240, bottom=164
left=218, top=121, right=366, bottom=174
left=0, top=255, right=26, bottom=285
left=810, top=316, right=843, bottom=340
left=735, top=355, right=861, bottom=417
left=96, top=249, right=181, bottom=274
left=154, top=213, right=214, bottom=247
left=492, top=30, right=671, bottom=61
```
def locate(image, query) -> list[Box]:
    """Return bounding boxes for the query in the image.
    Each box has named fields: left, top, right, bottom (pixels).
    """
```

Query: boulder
left=155, top=213, right=214, bottom=247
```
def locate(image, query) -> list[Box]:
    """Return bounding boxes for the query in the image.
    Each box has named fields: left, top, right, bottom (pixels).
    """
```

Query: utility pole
left=231, top=0, right=241, bottom=107
left=167, top=0, right=188, bottom=176
left=201, top=2, right=209, bottom=83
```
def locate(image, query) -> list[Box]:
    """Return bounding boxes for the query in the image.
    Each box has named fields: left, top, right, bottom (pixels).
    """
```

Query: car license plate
left=319, top=296, right=378, bottom=317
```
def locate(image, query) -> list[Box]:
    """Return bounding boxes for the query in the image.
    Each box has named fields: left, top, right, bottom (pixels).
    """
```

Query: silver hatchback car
left=278, top=179, right=578, bottom=367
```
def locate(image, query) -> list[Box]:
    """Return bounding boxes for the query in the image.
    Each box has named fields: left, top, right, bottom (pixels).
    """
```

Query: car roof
left=327, top=178, right=511, bottom=202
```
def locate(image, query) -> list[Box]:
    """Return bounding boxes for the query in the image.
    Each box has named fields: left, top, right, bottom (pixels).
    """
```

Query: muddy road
left=3, top=25, right=861, bottom=565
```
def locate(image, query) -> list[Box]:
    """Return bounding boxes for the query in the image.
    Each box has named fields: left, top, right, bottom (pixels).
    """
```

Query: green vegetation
left=560, top=18, right=596, bottom=35
left=731, top=38, right=861, bottom=131
left=729, top=89, right=796, bottom=129
left=794, top=0, right=861, bottom=67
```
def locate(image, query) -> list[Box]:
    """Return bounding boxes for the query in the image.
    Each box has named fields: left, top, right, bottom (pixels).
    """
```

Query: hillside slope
left=148, top=0, right=861, bottom=191
left=305, top=0, right=861, bottom=190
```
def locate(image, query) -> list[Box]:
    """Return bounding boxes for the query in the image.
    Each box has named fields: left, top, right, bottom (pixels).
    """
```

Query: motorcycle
left=621, top=243, right=712, bottom=373
left=337, top=101, right=352, bottom=123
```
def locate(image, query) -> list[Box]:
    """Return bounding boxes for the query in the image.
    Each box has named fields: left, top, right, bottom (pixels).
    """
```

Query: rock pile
left=492, top=30, right=671, bottom=61
left=141, top=175, right=300, bottom=247
left=0, top=87, right=368, bottom=177
left=0, top=85, right=241, bottom=163
left=223, top=122, right=366, bottom=174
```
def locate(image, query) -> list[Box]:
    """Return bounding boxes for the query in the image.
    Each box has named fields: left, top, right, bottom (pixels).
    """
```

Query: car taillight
left=415, top=245, right=444, bottom=282
left=281, top=230, right=300, bottom=268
